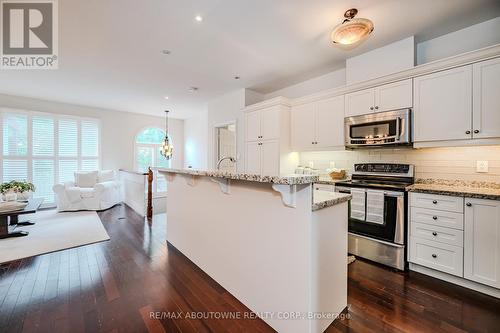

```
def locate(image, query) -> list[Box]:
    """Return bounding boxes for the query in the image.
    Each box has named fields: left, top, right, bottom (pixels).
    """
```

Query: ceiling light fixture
left=188, top=87, right=199, bottom=92
left=161, top=49, right=171, bottom=55
left=331, top=8, right=373, bottom=47
left=234, top=76, right=240, bottom=80
left=164, top=96, right=169, bottom=100
left=195, top=15, right=203, bottom=22
left=160, top=110, right=173, bottom=160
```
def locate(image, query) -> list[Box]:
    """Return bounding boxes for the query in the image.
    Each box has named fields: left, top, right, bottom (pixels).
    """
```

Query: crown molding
left=242, top=96, right=290, bottom=112
left=290, top=43, right=500, bottom=106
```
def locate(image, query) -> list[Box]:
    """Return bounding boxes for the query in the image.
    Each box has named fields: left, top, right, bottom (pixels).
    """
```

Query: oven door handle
left=393, top=195, right=405, bottom=245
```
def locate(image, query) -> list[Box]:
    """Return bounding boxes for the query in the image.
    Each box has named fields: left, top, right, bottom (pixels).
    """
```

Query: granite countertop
left=312, top=192, right=352, bottom=211
left=158, top=168, right=319, bottom=185
left=406, top=179, right=500, bottom=201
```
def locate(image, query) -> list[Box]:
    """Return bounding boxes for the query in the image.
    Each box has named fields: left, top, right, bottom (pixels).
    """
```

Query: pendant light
left=331, top=8, right=374, bottom=47
left=160, top=110, right=173, bottom=160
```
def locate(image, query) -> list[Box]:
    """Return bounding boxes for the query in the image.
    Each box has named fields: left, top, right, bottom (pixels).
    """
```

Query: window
left=135, top=127, right=171, bottom=194
left=0, top=109, right=100, bottom=207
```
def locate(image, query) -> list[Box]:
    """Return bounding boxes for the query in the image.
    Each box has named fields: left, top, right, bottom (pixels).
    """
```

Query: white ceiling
left=0, top=0, right=499, bottom=119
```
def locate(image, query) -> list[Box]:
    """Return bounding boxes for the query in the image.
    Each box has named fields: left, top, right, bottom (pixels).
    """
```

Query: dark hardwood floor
left=1, top=204, right=499, bottom=333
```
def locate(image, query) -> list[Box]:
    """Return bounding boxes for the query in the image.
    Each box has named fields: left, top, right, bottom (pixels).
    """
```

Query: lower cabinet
left=245, top=140, right=279, bottom=176
left=409, top=192, right=500, bottom=291
left=410, top=236, right=463, bottom=277
left=464, top=198, right=500, bottom=289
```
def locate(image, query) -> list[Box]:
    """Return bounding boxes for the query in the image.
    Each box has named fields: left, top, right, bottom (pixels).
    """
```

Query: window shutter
left=59, top=160, right=78, bottom=183
left=32, top=116, right=54, bottom=156
left=81, top=159, right=99, bottom=171
left=81, top=120, right=99, bottom=157
left=2, top=160, right=28, bottom=182
left=58, top=119, right=78, bottom=157
left=2, top=114, right=27, bottom=156
left=32, top=160, right=54, bottom=203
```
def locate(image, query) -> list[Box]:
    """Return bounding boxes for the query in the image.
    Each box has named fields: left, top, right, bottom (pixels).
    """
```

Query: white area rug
left=0, top=210, right=110, bottom=264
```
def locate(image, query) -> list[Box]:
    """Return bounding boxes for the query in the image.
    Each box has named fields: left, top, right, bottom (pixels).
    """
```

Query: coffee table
left=0, top=198, right=44, bottom=239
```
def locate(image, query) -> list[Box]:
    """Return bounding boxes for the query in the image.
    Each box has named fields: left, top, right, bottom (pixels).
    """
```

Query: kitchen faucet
left=216, top=156, right=236, bottom=170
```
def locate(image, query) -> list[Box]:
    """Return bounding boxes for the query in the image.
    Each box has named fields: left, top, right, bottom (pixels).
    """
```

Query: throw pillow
left=74, top=171, right=98, bottom=188
left=98, top=170, right=116, bottom=183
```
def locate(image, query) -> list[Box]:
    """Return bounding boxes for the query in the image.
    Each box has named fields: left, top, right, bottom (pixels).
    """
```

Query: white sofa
left=53, top=170, right=121, bottom=212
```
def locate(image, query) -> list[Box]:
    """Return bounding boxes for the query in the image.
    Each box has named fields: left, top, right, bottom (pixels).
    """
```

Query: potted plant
left=0, top=181, right=36, bottom=201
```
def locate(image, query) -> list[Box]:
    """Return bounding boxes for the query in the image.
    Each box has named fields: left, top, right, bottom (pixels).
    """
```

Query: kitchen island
left=159, top=168, right=351, bottom=333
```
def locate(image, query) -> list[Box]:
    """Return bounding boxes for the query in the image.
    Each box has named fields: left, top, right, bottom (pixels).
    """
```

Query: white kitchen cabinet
left=261, top=140, right=280, bottom=176
left=316, top=96, right=345, bottom=147
left=345, top=89, right=374, bottom=117
left=290, top=103, right=315, bottom=149
left=345, top=79, right=412, bottom=117
left=464, top=198, right=500, bottom=289
left=291, top=96, right=344, bottom=150
left=243, top=99, right=291, bottom=176
left=245, top=142, right=261, bottom=175
left=246, top=110, right=261, bottom=142
left=245, top=106, right=280, bottom=142
left=375, top=79, right=413, bottom=112
left=414, top=65, right=473, bottom=143
left=473, top=57, right=500, bottom=139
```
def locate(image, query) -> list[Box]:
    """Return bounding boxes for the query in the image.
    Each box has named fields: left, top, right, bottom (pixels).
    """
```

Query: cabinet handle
left=370, top=107, right=374, bottom=110
left=432, top=216, right=438, bottom=220
left=474, top=130, right=479, bottom=134
left=466, top=202, right=472, bottom=207
left=374, top=106, right=379, bottom=110
left=432, top=200, right=437, bottom=204
left=432, top=254, right=437, bottom=258
left=315, top=141, right=318, bottom=144
left=311, top=142, right=315, bottom=145
left=432, top=232, right=438, bottom=236
left=465, top=130, right=471, bottom=134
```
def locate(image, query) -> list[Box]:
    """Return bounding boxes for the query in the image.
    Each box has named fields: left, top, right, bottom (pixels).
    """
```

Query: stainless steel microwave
left=344, top=109, right=412, bottom=148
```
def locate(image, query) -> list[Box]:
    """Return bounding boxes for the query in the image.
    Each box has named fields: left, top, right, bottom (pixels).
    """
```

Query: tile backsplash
left=299, top=145, right=500, bottom=183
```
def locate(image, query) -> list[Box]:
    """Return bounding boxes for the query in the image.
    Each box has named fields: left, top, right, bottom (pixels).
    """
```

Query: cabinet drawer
left=410, top=237, right=463, bottom=277
left=411, top=207, right=464, bottom=230
left=314, top=184, right=335, bottom=192
left=410, top=192, right=464, bottom=213
left=411, top=222, right=463, bottom=247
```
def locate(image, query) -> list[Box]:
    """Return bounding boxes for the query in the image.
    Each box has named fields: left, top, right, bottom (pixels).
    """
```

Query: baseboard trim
left=409, top=263, right=500, bottom=299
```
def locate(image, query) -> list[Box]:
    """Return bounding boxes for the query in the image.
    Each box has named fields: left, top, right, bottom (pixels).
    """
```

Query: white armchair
left=53, top=170, right=122, bottom=212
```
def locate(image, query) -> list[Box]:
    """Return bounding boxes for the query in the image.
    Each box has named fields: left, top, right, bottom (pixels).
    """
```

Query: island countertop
left=313, top=192, right=352, bottom=211
left=158, top=168, right=319, bottom=185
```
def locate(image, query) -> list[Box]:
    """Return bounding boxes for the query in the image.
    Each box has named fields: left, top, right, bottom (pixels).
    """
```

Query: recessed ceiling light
left=234, top=76, right=240, bottom=80
left=164, top=96, right=169, bottom=100
left=195, top=15, right=203, bottom=22
left=188, top=87, right=199, bottom=92
left=161, top=49, right=171, bottom=55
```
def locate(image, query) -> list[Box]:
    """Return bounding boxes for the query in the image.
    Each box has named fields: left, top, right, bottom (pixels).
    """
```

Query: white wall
left=417, top=17, right=500, bottom=65
left=184, top=109, right=208, bottom=169
left=0, top=93, right=184, bottom=171
left=264, top=17, right=500, bottom=99
left=264, top=69, right=346, bottom=100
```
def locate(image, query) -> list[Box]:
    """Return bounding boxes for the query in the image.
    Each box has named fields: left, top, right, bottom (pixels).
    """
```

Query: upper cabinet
left=245, top=106, right=280, bottom=142
left=414, top=65, right=473, bottom=143
left=473, top=57, right=500, bottom=140
left=243, top=101, right=292, bottom=176
left=291, top=95, right=345, bottom=151
left=345, top=79, right=412, bottom=117
left=414, top=58, right=500, bottom=146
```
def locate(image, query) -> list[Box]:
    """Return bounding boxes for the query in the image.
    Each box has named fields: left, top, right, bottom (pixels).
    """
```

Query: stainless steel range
left=335, top=163, right=414, bottom=270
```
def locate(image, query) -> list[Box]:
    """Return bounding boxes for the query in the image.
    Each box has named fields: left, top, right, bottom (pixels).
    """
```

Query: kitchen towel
left=366, top=190, right=385, bottom=225
left=350, top=188, right=366, bottom=221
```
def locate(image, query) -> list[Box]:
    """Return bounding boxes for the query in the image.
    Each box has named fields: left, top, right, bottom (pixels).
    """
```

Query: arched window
left=135, top=127, right=171, bottom=193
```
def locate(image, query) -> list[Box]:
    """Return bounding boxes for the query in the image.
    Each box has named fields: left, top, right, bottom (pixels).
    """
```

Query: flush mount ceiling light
left=331, top=8, right=373, bottom=47
left=195, top=15, right=203, bottom=22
